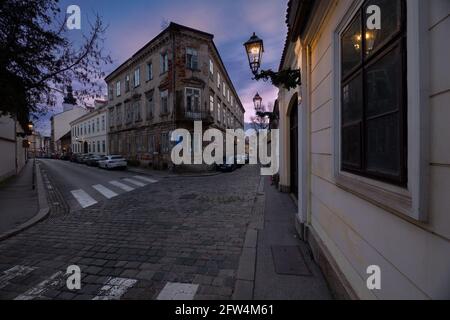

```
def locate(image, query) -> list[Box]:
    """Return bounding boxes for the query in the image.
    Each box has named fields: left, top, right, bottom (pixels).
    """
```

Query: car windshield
left=111, top=156, right=123, bottom=160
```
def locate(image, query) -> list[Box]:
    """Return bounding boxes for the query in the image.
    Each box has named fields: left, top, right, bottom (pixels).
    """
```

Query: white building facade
left=71, top=105, right=108, bottom=155
left=277, top=0, right=450, bottom=299
left=51, top=103, right=88, bottom=154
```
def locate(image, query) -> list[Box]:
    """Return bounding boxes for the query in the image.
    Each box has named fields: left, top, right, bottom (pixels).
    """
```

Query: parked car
left=86, top=155, right=104, bottom=167
left=79, top=154, right=93, bottom=164
left=98, top=155, right=127, bottom=170
left=217, top=156, right=237, bottom=172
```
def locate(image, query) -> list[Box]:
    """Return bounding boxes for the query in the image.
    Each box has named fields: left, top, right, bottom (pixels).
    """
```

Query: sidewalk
left=0, top=160, right=48, bottom=240
left=0, top=161, right=38, bottom=234
left=234, top=176, right=333, bottom=300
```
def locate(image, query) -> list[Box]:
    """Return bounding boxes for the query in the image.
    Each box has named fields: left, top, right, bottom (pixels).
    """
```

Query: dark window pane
left=366, top=46, right=402, bottom=118
left=342, top=124, right=362, bottom=168
left=366, top=113, right=400, bottom=176
left=364, top=0, right=402, bottom=57
left=342, top=73, right=363, bottom=124
left=342, top=16, right=362, bottom=78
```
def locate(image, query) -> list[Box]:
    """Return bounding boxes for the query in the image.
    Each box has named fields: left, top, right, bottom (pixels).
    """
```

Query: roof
left=105, top=22, right=213, bottom=82
left=104, top=22, right=245, bottom=113
left=279, top=0, right=315, bottom=71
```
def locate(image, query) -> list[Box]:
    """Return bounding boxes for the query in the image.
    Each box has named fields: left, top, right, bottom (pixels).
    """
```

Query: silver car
left=98, top=155, right=127, bottom=170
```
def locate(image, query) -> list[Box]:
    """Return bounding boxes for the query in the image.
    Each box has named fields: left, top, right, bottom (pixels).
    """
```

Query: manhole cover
left=271, top=245, right=312, bottom=276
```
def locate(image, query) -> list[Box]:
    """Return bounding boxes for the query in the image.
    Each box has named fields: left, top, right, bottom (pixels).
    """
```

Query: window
left=161, top=132, right=169, bottom=153
left=125, top=75, right=130, bottom=92
left=223, top=82, right=226, bottom=96
left=209, top=59, right=214, bottom=75
left=160, top=52, right=169, bottom=73
left=134, top=101, right=141, bottom=121
left=148, top=134, right=155, bottom=153
left=227, top=89, right=230, bottom=102
left=125, top=102, right=133, bottom=124
left=108, top=85, right=113, bottom=100
left=186, top=48, right=198, bottom=70
left=102, top=115, right=105, bottom=131
left=134, top=68, right=140, bottom=87
left=217, top=103, right=221, bottom=122
left=231, top=96, right=234, bottom=107
left=102, top=140, right=106, bottom=153
left=209, top=95, right=214, bottom=113
left=146, top=92, right=154, bottom=119
left=185, top=88, right=201, bottom=112
left=116, top=105, right=122, bottom=125
left=97, top=141, right=100, bottom=154
left=116, top=81, right=121, bottom=97
left=340, top=0, right=406, bottom=186
left=217, top=73, right=221, bottom=89
left=147, top=62, right=153, bottom=81
left=160, top=90, right=169, bottom=114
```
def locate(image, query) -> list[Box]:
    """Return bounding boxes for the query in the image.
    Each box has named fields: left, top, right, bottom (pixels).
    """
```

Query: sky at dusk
left=36, top=0, right=289, bottom=135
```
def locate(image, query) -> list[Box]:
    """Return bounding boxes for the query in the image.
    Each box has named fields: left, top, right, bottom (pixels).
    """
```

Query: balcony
left=181, top=110, right=214, bottom=124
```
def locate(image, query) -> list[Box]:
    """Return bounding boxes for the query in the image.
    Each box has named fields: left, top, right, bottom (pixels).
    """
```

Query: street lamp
left=244, top=33, right=264, bottom=75
left=253, top=92, right=263, bottom=111
left=244, top=32, right=301, bottom=90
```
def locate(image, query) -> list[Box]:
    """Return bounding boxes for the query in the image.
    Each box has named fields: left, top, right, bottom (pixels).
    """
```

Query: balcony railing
left=182, top=110, right=214, bottom=123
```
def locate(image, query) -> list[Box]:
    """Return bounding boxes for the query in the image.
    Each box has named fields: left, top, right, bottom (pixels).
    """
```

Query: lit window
left=209, top=95, right=214, bottom=113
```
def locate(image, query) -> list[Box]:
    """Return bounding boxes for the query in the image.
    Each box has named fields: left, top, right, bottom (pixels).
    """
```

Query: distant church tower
left=62, top=86, right=78, bottom=112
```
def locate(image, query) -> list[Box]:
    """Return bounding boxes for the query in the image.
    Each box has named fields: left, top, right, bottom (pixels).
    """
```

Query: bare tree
left=0, top=0, right=112, bottom=127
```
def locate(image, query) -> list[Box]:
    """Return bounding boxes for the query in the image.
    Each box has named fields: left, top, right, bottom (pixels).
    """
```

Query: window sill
left=335, top=172, right=413, bottom=219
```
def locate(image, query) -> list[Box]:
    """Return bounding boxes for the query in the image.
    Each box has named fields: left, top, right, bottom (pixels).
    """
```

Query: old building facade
left=277, top=0, right=450, bottom=299
left=105, top=23, right=245, bottom=169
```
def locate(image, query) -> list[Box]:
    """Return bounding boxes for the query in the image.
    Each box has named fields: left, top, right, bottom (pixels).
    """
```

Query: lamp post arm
left=253, top=68, right=301, bottom=90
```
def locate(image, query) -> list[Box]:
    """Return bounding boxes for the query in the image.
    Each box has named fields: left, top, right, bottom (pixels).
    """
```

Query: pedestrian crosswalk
left=0, top=264, right=198, bottom=300
left=69, top=175, right=158, bottom=210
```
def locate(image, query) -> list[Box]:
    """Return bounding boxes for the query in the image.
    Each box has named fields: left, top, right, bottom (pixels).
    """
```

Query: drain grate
left=271, top=245, right=312, bottom=276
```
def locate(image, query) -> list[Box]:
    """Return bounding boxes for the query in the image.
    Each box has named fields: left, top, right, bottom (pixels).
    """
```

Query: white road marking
left=133, top=176, right=158, bottom=184
left=71, top=189, right=98, bottom=208
left=92, top=184, right=118, bottom=199
left=0, top=265, right=35, bottom=290
left=109, top=180, right=135, bottom=192
left=92, top=277, right=137, bottom=300
left=156, top=282, right=199, bottom=300
left=123, top=178, right=146, bottom=187
left=14, top=271, right=66, bottom=300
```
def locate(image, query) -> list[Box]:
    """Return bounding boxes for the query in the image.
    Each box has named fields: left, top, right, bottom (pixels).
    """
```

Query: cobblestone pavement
left=0, top=166, right=260, bottom=300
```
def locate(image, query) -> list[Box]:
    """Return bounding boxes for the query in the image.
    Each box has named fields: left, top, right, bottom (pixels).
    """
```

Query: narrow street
left=0, top=163, right=260, bottom=300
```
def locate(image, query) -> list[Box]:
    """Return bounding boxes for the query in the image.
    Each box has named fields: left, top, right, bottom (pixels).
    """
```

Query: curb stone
left=232, top=176, right=266, bottom=300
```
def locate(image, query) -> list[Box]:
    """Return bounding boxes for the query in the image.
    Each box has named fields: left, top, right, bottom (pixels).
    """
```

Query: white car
left=98, top=155, right=127, bottom=170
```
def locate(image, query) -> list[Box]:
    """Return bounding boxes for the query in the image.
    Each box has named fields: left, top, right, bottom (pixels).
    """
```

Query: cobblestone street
left=0, top=166, right=261, bottom=300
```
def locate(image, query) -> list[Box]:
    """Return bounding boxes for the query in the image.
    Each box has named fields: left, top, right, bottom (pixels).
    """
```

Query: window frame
left=185, top=87, right=201, bottom=112
left=332, top=0, right=430, bottom=221
left=186, top=47, right=199, bottom=70
left=134, top=68, right=140, bottom=88
left=339, top=0, right=407, bottom=186
left=116, top=81, right=121, bottom=97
